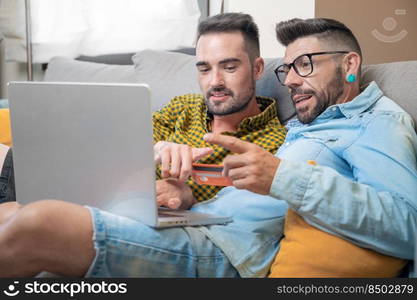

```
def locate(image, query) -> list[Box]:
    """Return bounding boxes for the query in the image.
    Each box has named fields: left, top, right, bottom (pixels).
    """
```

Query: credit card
left=191, top=163, right=233, bottom=186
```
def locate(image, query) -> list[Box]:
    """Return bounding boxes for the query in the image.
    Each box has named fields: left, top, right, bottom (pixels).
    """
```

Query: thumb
left=191, top=147, right=213, bottom=162
left=154, top=152, right=161, bottom=164
left=168, top=198, right=181, bottom=209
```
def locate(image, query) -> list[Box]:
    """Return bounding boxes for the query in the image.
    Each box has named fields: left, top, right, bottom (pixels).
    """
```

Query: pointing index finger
left=203, top=133, right=253, bottom=154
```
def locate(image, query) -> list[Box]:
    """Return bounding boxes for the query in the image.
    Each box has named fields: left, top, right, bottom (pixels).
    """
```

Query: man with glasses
left=274, top=50, right=348, bottom=124
left=206, top=18, right=417, bottom=276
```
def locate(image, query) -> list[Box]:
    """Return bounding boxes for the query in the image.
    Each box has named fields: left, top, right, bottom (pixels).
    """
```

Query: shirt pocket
left=299, top=132, right=339, bottom=143
left=298, top=132, right=340, bottom=154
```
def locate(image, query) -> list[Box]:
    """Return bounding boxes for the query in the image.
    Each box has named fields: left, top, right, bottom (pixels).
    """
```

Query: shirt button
left=285, top=142, right=290, bottom=146
left=332, top=107, right=337, bottom=111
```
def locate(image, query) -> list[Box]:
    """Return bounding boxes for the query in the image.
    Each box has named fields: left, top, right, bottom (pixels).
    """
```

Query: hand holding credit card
left=192, top=163, right=233, bottom=186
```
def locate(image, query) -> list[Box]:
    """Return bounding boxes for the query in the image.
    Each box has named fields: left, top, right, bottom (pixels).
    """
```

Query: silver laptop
left=8, top=81, right=232, bottom=227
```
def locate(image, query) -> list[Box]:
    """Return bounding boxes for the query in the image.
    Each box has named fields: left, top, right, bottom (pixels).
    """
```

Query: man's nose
left=210, top=70, right=225, bottom=87
left=284, top=67, right=303, bottom=88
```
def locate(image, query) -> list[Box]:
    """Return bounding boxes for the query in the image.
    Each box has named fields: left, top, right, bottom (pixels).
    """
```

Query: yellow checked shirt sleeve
left=152, top=96, right=185, bottom=143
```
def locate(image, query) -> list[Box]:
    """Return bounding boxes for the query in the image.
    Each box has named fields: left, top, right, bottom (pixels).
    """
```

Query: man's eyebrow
left=196, top=61, right=208, bottom=67
left=219, top=58, right=241, bottom=65
left=195, top=58, right=241, bottom=67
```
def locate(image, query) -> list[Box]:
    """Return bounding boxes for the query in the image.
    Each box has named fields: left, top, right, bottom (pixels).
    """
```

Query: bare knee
left=0, top=201, right=57, bottom=276
left=2, top=201, right=61, bottom=258
left=0, top=201, right=21, bottom=224
left=10, top=201, right=52, bottom=234
left=1, top=200, right=95, bottom=276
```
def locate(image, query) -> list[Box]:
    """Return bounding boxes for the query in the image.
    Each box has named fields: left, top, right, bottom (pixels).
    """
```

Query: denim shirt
left=271, top=81, right=417, bottom=259
left=192, top=81, right=416, bottom=277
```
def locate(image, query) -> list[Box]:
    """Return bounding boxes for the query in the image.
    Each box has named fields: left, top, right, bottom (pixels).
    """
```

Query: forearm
left=270, top=160, right=417, bottom=259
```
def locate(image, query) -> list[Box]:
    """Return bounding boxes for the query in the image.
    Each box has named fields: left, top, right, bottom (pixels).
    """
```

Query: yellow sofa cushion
left=269, top=209, right=407, bottom=278
left=0, top=109, right=12, bottom=147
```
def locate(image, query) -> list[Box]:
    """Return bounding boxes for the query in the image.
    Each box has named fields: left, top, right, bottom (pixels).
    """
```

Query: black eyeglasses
left=274, top=51, right=349, bottom=86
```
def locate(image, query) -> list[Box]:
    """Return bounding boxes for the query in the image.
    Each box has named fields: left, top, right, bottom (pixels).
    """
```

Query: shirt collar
left=206, top=96, right=279, bottom=132
left=338, top=81, right=383, bottom=118
left=315, top=81, right=383, bottom=121
left=238, top=97, right=278, bottom=130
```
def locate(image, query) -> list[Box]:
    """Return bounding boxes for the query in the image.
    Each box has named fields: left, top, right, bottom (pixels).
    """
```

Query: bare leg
left=0, top=202, right=20, bottom=224
left=0, top=200, right=95, bottom=277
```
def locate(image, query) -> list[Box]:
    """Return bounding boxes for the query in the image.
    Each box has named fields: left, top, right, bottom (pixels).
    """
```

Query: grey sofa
left=43, top=50, right=417, bottom=128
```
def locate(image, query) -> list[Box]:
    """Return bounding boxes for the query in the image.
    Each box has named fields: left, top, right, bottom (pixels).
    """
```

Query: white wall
left=224, top=0, right=315, bottom=58
left=0, top=0, right=315, bottom=98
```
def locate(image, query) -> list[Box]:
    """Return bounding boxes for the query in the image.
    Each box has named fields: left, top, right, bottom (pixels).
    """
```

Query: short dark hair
left=197, top=13, right=260, bottom=60
left=275, top=18, right=362, bottom=57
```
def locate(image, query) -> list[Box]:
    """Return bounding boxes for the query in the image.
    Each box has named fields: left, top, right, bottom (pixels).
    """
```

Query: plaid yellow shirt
left=153, top=94, right=287, bottom=202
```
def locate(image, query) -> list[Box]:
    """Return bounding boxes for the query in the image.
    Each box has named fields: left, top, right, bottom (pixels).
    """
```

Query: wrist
left=181, top=185, right=196, bottom=209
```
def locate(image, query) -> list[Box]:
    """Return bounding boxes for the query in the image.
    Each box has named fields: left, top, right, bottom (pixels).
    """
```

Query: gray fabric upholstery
left=259, top=58, right=295, bottom=123
left=76, top=53, right=136, bottom=65
left=361, top=60, right=417, bottom=126
left=131, top=50, right=296, bottom=123
left=43, top=51, right=417, bottom=127
left=131, top=50, right=201, bottom=112
left=75, top=47, right=196, bottom=65
left=44, top=57, right=137, bottom=83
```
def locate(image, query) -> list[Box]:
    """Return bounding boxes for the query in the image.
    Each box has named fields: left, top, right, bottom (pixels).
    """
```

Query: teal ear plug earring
left=346, top=74, right=356, bottom=83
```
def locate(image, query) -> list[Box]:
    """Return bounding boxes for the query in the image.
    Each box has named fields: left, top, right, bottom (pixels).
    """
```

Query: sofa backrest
left=361, top=60, right=417, bottom=127
left=44, top=51, right=417, bottom=127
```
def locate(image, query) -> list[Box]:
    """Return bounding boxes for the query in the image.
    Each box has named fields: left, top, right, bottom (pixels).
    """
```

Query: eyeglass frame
left=274, top=51, right=349, bottom=86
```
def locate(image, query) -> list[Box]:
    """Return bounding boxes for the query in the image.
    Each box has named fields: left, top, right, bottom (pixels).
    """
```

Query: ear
left=253, top=57, right=265, bottom=81
left=343, top=52, right=361, bottom=79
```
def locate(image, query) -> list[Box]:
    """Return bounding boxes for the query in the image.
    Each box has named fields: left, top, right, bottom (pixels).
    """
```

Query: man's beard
left=291, top=67, right=344, bottom=124
left=205, top=85, right=255, bottom=116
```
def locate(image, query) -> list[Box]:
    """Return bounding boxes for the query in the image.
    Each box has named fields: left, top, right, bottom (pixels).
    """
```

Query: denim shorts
left=85, top=206, right=240, bottom=278
left=0, top=149, right=16, bottom=203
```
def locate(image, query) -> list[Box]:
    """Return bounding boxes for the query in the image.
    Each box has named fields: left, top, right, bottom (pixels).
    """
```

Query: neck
left=211, top=97, right=261, bottom=133
left=336, top=83, right=361, bottom=104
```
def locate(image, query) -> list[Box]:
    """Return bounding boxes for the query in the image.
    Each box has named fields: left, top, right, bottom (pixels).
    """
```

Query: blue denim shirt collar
left=286, top=81, right=383, bottom=129
left=317, top=81, right=383, bottom=122
left=338, top=81, right=383, bottom=118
